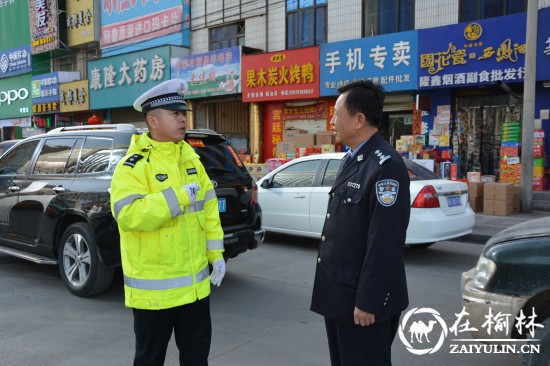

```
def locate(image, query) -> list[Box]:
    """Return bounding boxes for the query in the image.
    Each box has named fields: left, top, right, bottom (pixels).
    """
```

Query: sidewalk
left=460, top=210, right=550, bottom=244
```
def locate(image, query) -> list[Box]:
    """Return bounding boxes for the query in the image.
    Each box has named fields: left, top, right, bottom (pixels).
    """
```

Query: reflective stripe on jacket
left=110, top=133, right=224, bottom=310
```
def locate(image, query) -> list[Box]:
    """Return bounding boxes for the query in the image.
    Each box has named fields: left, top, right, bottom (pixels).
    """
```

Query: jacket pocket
left=335, top=268, right=360, bottom=289
left=335, top=189, right=363, bottom=229
left=135, top=226, right=178, bottom=269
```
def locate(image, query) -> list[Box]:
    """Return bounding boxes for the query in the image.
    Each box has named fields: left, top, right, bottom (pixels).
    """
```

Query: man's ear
left=356, top=113, right=366, bottom=129
left=146, top=113, right=158, bottom=130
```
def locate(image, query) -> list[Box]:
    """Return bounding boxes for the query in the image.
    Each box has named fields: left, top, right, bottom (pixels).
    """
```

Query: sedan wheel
left=58, top=223, right=114, bottom=297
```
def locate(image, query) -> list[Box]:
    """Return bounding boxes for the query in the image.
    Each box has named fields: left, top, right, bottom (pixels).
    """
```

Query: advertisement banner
left=320, top=30, right=418, bottom=96
left=29, top=0, right=59, bottom=54
left=101, top=0, right=190, bottom=54
left=242, top=47, right=320, bottom=102
left=88, top=46, right=171, bottom=109
left=0, top=45, right=32, bottom=78
left=67, top=0, right=98, bottom=47
left=0, top=73, right=32, bottom=118
left=418, top=13, right=526, bottom=89
left=0, top=0, right=31, bottom=53
left=32, top=72, right=60, bottom=103
left=171, top=46, right=241, bottom=99
left=59, top=80, right=89, bottom=112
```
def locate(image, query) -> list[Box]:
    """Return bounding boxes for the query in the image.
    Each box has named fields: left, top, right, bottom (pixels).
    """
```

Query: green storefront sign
left=0, top=74, right=32, bottom=119
left=0, top=1, right=31, bottom=52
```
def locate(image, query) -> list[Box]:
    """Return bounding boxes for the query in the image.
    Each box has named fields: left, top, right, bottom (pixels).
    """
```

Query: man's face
left=330, top=92, right=356, bottom=146
left=147, top=108, right=187, bottom=142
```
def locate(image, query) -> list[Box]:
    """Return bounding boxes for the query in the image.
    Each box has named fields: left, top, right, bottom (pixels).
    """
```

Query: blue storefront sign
left=101, top=0, right=190, bottom=57
left=537, top=7, right=550, bottom=81
left=32, top=72, right=60, bottom=103
left=320, top=30, right=418, bottom=96
left=171, top=46, right=241, bottom=99
left=0, top=45, right=31, bottom=78
left=418, top=13, right=526, bottom=89
left=88, top=46, right=171, bottom=109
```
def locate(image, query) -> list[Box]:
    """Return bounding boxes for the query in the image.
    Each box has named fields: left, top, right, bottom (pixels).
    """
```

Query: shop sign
left=171, top=46, right=241, bottom=99
left=320, top=30, right=418, bottom=95
left=59, top=80, right=89, bottom=112
left=88, top=46, right=170, bottom=109
left=0, top=73, right=32, bottom=118
left=29, top=0, right=59, bottom=54
left=101, top=0, right=190, bottom=54
left=0, top=45, right=32, bottom=78
left=282, top=103, right=327, bottom=120
left=0, top=0, right=31, bottom=53
left=32, top=101, right=59, bottom=114
left=242, top=47, right=320, bottom=102
left=32, top=72, right=60, bottom=103
left=418, top=13, right=526, bottom=89
left=67, top=0, right=99, bottom=47
left=536, top=7, right=550, bottom=81
left=0, top=117, right=31, bottom=128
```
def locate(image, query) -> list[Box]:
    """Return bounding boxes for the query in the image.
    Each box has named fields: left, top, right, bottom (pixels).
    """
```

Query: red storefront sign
left=242, top=47, right=320, bottom=102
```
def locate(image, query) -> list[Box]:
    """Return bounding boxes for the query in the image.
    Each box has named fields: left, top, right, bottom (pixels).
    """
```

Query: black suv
left=0, top=124, right=264, bottom=297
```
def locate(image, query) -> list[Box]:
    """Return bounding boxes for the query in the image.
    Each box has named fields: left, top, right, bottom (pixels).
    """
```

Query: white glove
left=210, top=259, right=226, bottom=287
left=183, top=183, right=200, bottom=205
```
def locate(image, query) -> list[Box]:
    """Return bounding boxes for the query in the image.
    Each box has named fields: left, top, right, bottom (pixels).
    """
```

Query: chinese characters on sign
left=418, top=13, right=527, bottom=89
left=320, top=30, right=418, bottom=95
left=0, top=46, right=32, bottom=78
left=29, top=0, right=59, bottom=54
left=60, top=80, right=89, bottom=113
left=66, top=0, right=96, bottom=47
left=89, top=54, right=166, bottom=91
left=242, top=47, right=320, bottom=102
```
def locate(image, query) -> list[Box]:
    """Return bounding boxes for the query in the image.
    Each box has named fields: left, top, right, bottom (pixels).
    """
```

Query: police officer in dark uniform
left=311, top=80, right=411, bottom=366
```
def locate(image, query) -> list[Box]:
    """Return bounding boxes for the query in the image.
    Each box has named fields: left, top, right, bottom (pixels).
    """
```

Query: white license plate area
left=447, top=195, right=461, bottom=207
left=218, top=198, right=226, bottom=213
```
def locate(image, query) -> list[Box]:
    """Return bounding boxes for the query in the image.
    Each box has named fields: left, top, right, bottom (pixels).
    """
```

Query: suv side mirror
left=261, top=179, right=272, bottom=189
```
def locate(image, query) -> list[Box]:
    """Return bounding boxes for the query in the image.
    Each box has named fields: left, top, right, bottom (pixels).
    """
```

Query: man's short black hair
left=337, top=80, right=385, bottom=128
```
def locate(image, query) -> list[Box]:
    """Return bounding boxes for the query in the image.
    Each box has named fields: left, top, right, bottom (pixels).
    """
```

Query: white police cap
left=133, top=79, right=191, bottom=113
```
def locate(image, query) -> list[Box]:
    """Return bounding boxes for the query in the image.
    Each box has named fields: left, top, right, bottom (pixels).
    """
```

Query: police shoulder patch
left=123, top=154, right=144, bottom=168
left=376, top=179, right=399, bottom=207
left=156, top=174, right=168, bottom=182
left=373, top=149, right=391, bottom=165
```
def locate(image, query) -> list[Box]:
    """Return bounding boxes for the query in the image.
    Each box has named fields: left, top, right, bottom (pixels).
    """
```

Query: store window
left=287, top=0, right=327, bottom=49
left=459, top=0, right=527, bottom=22
left=209, top=22, right=245, bottom=51
left=363, top=0, right=414, bottom=36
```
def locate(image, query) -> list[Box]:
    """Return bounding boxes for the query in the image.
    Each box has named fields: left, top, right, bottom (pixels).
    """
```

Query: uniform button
left=317, top=257, right=321, bottom=263
left=347, top=198, right=351, bottom=202
left=326, top=213, right=330, bottom=219
left=332, top=193, right=335, bottom=197
left=321, top=236, right=326, bottom=241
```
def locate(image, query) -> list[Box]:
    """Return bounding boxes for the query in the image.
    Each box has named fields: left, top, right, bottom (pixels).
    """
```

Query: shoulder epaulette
left=123, top=154, right=144, bottom=168
left=373, top=149, right=392, bottom=165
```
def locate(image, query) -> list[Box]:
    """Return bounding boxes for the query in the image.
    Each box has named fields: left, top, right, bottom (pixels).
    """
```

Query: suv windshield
left=403, top=158, right=441, bottom=181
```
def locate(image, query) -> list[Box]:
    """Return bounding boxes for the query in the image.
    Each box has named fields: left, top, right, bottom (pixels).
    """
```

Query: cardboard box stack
left=533, top=129, right=547, bottom=191
left=499, top=121, right=522, bottom=186
left=483, top=182, right=513, bottom=216
left=468, top=180, right=485, bottom=212
left=513, top=186, right=521, bottom=212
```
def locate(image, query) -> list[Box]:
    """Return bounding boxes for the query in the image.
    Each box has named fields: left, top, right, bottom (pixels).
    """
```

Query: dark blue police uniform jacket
left=311, top=132, right=411, bottom=325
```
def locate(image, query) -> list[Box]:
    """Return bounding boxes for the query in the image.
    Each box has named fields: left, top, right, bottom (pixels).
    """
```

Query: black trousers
left=324, top=313, right=401, bottom=366
left=133, top=297, right=212, bottom=366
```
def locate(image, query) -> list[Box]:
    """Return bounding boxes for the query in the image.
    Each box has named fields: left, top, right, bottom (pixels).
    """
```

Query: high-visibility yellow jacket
left=110, top=133, right=224, bottom=310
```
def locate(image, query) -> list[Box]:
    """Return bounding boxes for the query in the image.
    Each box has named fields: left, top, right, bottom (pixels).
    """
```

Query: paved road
left=0, top=234, right=527, bottom=366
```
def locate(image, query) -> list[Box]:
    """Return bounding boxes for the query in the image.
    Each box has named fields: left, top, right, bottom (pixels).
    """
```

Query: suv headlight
left=473, top=256, right=497, bottom=289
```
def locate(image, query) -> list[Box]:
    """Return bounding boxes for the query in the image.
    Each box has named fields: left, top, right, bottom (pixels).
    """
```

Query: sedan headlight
left=473, top=256, right=497, bottom=289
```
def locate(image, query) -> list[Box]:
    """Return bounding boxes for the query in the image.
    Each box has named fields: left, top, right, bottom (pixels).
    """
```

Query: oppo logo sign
left=0, top=88, right=29, bottom=106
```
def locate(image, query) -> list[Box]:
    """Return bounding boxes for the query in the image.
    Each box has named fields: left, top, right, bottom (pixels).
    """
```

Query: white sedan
left=256, top=153, right=475, bottom=247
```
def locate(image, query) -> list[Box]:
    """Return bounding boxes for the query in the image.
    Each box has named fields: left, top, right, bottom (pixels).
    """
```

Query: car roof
left=485, top=216, right=550, bottom=248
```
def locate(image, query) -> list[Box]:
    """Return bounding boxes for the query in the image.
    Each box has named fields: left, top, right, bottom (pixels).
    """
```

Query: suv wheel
left=522, top=317, right=550, bottom=366
left=58, top=223, right=115, bottom=297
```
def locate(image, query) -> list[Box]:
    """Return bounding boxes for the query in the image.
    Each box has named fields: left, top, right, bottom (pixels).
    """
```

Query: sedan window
left=0, top=140, right=40, bottom=175
left=272, top=160, right=322, bottom=188
left=321, top=159, right=342, bottom=187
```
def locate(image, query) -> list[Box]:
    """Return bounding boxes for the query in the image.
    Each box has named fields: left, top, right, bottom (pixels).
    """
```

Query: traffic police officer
left=311, top=80, right=411, bottom=366
left=110, top=79, right=225, bottom=366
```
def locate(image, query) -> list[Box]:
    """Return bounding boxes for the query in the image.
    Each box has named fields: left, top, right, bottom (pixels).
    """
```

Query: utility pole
left=521, top=0, right=538, bottom=212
